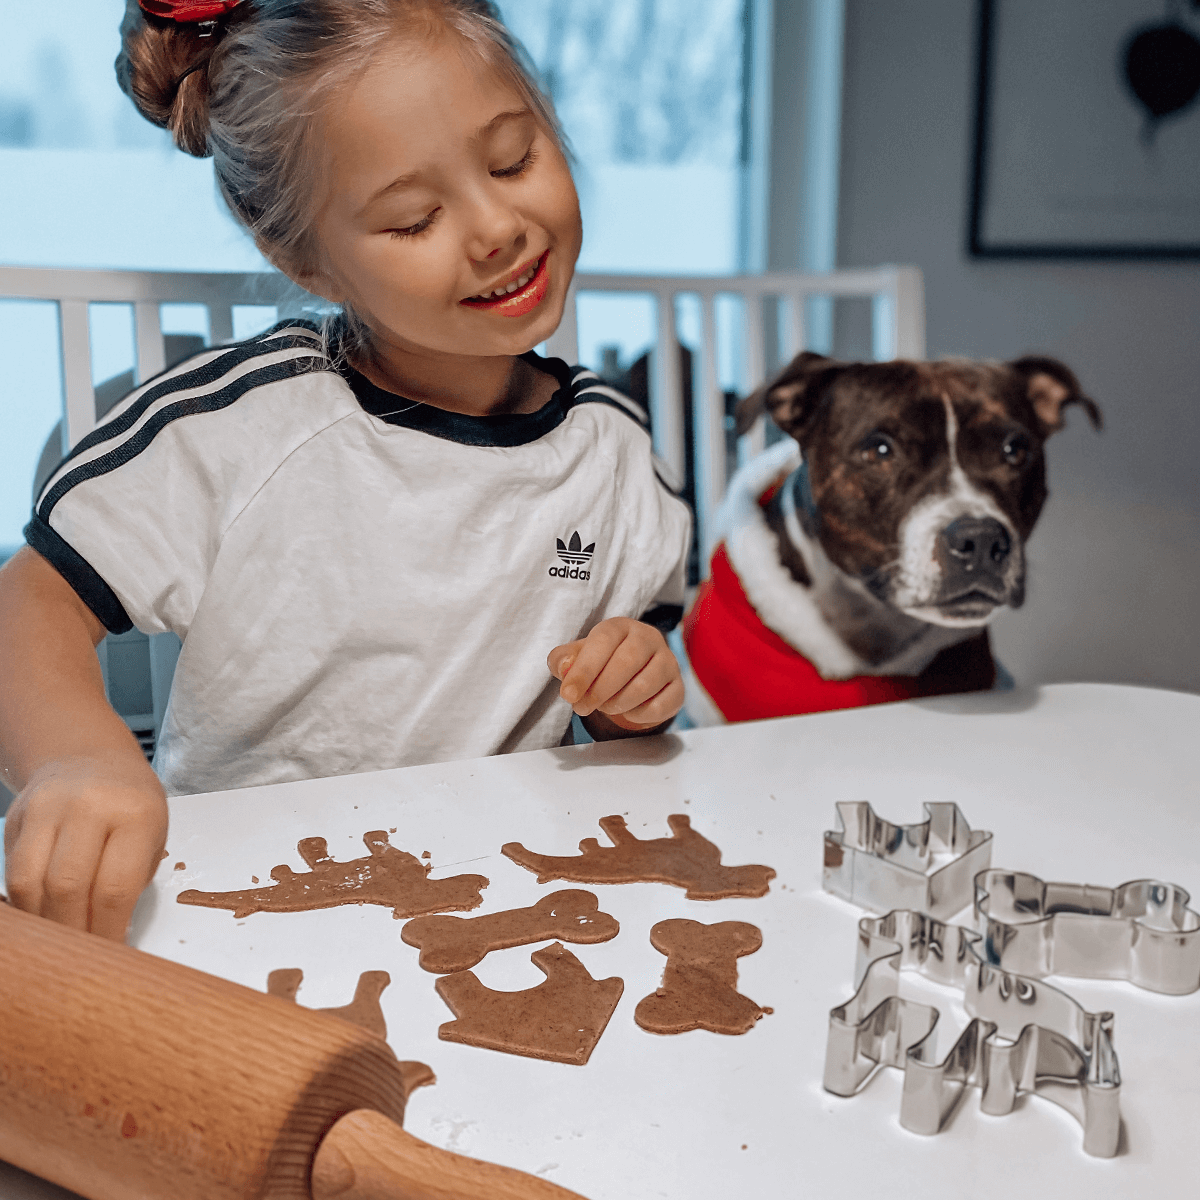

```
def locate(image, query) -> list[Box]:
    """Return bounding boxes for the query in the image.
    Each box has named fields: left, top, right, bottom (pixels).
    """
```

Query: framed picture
left=969, top=0, right=1200, bottom=258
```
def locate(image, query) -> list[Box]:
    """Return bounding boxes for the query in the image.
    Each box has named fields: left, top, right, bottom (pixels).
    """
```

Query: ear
left=1009, top=356, right=1102, bottom=436
left=734, top=351, right=839, bottom=439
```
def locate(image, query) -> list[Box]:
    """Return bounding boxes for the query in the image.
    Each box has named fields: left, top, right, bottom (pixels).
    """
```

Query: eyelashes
left=491, top=145, right=538, bottom=179
left=390, top=209, right=441, bottom=240
left=387, top=145, right=538, bottom=241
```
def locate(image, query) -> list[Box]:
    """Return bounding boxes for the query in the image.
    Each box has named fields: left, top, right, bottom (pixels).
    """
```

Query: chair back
left=1, top=263, right=925, bottom=751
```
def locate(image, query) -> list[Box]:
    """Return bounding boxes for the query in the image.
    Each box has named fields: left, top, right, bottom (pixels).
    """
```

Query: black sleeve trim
left=638, top=603, right=684, bottom=634
left=38, top=357, right=319, bottom=522
left=23, top=517, right=133, bottom=634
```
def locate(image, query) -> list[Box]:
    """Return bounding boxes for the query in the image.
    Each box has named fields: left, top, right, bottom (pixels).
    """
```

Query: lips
left=460, top=251, right=550, bottom=318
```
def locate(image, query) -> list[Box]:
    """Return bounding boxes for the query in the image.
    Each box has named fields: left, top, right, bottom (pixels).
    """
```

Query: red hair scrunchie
left=139, top=0, right=245, bottom=22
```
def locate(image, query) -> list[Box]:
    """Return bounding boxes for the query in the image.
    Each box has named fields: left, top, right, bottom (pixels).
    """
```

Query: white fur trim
left=717, top=441, right=865, bottom=679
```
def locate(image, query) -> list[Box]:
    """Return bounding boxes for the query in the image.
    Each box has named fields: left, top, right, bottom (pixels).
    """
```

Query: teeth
left=473, top=265, right=536, bottom=301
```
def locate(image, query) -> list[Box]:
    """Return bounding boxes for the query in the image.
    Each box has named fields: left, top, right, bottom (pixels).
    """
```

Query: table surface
left=2, top=683, right=1199, bottom=1200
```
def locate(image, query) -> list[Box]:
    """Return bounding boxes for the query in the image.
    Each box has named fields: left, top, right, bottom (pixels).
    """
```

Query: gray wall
left=836, top=0, right=1200, bottom=693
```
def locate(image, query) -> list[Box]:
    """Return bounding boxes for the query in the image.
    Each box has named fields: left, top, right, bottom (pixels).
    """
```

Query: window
left=1, top=0, right=750, bottom=555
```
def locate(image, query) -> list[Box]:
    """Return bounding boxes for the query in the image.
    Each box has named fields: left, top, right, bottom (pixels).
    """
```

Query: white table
left=2, top=683, right=1199, bottom=1199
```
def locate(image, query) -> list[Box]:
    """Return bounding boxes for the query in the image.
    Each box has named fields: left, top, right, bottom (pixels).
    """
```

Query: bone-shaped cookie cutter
left=822, top=802, right=992, bottom=920
left=823, top=908, right=1121, bottom=1157
left=974, top=870, right=1200, bottom=996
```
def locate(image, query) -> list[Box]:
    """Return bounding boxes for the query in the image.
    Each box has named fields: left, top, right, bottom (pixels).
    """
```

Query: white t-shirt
left=27, top=322, right=691, bottom=796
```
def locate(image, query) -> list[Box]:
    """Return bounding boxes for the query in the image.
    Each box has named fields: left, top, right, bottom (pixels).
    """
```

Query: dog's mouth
left=934, top=586, right=1007, bottom=620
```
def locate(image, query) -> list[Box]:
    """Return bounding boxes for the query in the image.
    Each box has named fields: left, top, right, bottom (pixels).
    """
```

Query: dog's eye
left=860, top=433, right=895, bottom=463
left=1002, top=434, right=1029, bottom=466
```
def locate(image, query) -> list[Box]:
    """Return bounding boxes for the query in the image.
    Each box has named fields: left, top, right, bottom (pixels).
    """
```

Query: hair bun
left=115, top=0, right=220, bottom=157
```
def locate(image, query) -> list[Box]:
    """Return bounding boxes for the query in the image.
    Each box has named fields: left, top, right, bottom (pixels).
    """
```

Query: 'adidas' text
left=549, top=531, right=595, bottom=581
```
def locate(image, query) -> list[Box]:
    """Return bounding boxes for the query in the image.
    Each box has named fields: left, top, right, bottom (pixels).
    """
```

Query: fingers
left=607, top=677, right=686, bottom=729
left=550, top=619, right=683, bottom=724
left=546, top=639, right=584, bottom=683
left=40, top=818, right=108, bottom=931
left=2, top=799, right=56, bottom=918
left=557, top=623, right=632, bottom=714
left=3, top=765, right=168, bottom=941
left=89, top=824, right=165, bottom=942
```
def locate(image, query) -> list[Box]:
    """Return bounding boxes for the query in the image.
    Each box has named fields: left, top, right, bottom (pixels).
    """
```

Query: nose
left=940, top=517, right=1011, bottom=572
left=464, top=189, right=526, bottom=264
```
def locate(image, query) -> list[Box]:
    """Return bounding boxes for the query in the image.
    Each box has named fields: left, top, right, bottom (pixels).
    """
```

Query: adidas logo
left=556, top=532, right=595, bottom=564
left=549, top=531, right=595, bottom=580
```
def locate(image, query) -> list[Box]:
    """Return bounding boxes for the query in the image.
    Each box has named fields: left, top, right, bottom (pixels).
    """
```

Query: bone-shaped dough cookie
left=177, top=830, right=488, bottom=919
left=634, top=918, right=770, bottom=1035
left=502, top=814, right=776, bottom=900
left=401, top=889, right=619, bottom=973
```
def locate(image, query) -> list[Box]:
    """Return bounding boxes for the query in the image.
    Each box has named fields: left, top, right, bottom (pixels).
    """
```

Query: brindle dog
left=723, top=351, right=1101, bottom=690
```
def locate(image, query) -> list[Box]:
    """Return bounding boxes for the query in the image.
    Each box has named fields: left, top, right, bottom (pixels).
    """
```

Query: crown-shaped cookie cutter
left=822, top=802, right=992, bottom=920
left=974, top=870, right=1200, bottom=996
left=823, top=908, right=1120, bottom=1157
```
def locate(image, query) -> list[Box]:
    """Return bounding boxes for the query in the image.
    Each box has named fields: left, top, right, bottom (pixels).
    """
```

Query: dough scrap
left=402, top=889, right=619, bottom=973
left=502, top=814, right=775, bottom=900
left=635, top=919, right=769, bottom=1035
left=265, top=968, right=435, bottom=1097
left=435, top=942, right=623, bottom=1066
left=177, top=831, right=488, bottom=920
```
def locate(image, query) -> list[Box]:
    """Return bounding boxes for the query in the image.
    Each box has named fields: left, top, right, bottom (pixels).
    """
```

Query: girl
left=0, top=0, right=691, bottom=942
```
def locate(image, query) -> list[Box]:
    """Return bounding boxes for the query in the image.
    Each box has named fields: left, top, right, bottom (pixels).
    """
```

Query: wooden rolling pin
left=0, top=900, right=586, bottom=1200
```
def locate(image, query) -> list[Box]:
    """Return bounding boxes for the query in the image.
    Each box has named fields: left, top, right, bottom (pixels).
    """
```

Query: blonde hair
left=116, top=0, right=562, bottom=279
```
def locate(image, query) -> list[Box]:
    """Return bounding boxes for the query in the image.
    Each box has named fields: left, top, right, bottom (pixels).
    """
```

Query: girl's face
left=307, top=29, right=582, bottom=363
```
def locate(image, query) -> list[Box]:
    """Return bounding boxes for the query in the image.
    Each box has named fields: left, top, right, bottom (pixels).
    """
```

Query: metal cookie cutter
left=822, top=802, right=992, bottom=920
left=975, top=870, right=1200, bottom=996
left=823, top=908, right=1121, bottom=1157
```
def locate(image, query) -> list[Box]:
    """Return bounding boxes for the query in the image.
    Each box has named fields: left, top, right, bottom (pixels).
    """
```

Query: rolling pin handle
left=312, top=1109, right=589, bottom=1200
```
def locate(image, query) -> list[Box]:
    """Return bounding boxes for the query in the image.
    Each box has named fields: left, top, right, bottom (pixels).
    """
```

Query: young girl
left=0, top=0, right=691, bottom=942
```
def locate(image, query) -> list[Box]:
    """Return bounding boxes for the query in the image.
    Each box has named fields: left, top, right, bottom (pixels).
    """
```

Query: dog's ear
left=734, top=351, right=838, bottom=439
left=1008, top=356, right=1102, bottom=437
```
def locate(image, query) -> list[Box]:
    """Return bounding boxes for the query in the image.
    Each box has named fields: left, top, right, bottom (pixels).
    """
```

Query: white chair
left=0, top=263, right=925, bottom=754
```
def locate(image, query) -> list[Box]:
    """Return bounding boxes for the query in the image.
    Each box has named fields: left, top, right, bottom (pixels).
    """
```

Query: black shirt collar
left=341, top=351, right=578, bottom=448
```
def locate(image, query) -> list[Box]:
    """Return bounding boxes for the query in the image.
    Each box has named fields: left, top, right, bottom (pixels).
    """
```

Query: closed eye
left=389, top=208, right=441, bottom=240
left=492, top=146, right=538, bottom=178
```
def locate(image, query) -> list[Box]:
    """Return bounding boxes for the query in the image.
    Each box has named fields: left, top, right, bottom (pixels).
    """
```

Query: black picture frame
left=968, top=0, right=1200, bottom=260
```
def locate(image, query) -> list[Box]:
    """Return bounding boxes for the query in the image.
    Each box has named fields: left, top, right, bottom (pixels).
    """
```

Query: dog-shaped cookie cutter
left=974, top=870, right=1200, bottom=996
left=822, top=802, right=992, bottom=920
left=823, top=908, right=1120, bottom=1157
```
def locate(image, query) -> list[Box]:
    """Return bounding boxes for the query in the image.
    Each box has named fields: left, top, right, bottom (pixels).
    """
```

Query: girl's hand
left=547, top=617, right=684, bottom=738
left=3, top=754, right=168, bottom=942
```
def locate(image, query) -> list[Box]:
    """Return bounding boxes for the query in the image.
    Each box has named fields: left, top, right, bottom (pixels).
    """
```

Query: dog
left=682, top=351, right=1102, bottom=723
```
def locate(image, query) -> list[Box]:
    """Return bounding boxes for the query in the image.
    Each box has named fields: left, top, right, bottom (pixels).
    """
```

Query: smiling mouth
left=460, top=251, right=550, bottom=317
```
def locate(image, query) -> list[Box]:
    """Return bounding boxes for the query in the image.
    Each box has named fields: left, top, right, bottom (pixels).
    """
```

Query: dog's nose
left=940, top=517, right=1011, bottom=572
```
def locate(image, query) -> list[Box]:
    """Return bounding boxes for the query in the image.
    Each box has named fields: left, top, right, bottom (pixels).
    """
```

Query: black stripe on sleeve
left=38, top=357, right=320, bottom=521
left=23, top=516, right=134, bottom=634
left=37, top=326, right=325, bottom=509
left=639, top=603, right=684, bottom=634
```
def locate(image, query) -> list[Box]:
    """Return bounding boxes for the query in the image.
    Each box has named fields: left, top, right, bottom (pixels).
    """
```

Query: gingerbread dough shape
left=502, top=814, right=775, bottom=900
left=177, top=831, right=488, bottom=920
left=401, top=889, right=620, bottom=973
left=435, top=942, right=623, bottom=1066
left=635, top=919, right=770, bottom=1035
left=265, top=968, right=435, bottom=1098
